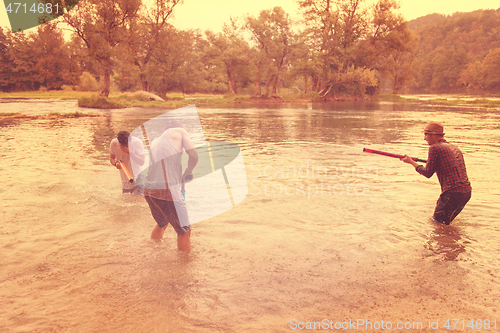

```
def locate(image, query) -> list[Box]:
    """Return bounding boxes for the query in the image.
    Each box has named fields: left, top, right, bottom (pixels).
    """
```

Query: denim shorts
left=145, top=196, right=191, bottom=235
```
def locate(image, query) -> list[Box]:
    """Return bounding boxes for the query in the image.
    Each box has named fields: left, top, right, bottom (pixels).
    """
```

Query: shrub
left=78, top=95, right=122, bottom=109
left=78, top=72, right=100, bottom=91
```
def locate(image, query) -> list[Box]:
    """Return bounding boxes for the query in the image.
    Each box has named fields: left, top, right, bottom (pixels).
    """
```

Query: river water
left=0, top=99, right=499, bottom=332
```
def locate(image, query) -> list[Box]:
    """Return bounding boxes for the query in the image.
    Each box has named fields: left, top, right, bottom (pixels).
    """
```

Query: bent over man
left=143, top=121, right=198, bottom=251
left=401, top=122, right=472, bottom=225
left=110, top=131, right=145, bottom=195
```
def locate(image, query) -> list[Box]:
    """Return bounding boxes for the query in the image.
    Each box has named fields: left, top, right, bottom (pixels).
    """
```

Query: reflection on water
left=424, top=222, right=468, bottom=261
left=0, top=99, right=499, bottom=332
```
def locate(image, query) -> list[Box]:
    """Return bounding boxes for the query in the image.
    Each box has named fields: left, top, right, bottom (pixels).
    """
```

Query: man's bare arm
left=110, top=153, right=121, bottom=169
left=181, top=130, right=198, bottom=182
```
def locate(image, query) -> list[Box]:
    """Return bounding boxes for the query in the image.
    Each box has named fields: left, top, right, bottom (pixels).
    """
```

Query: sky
left=169, top=0, right=500, bottom=32
left=1, top=0, right=500, bottom=33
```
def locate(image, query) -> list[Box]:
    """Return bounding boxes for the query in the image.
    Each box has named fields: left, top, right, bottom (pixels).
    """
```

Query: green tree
left=338, top=0, right=369, bottom=52
left=481, top=48, right=500, bottom=90
left=144, top=27, right=198, bottom=96
left=369, top=0, right=418, bottom=94
left=426, top=47, right=469, bottom=91
left=459, top=60, right=483, bottom=90
left=205, top=20, right=251, bottom=95
left=319, top=66, right=378, bottom=98
left=4, top=31, right=37, bottom=91
left=298, top=0, right=378, bottom=98
left=63, top=0, right=141, bottom=97
left=410, top=9, right=500, bottom=93
left=287, top=29, right=322, bottom=93
left=141, top=28, right=219, bottom=96
left=298, top=0, right=341, bottom=90
left=0, top=28, right=15, bottom=91
left=246, top=7, right=295, bottom=96
left=31, top=23, right=76, bottom=90
left=1, top=24, right=83, bottom=92
left=125, top=0, right=181, bottom=91
left=183, top=32, right=223, bottom=94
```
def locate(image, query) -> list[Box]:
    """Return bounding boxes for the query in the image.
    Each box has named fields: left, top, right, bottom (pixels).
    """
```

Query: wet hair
left=165, top=120, right=183, bottom=130
left=117, top=131, right=130, bottom=146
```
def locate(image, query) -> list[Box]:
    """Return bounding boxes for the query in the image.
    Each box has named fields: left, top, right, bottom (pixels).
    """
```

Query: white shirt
left=109, top=137, right=144, bottom=189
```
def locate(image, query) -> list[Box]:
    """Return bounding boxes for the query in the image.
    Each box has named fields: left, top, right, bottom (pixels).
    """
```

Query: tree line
left=409, top=9, right=500, bottom=93
left=1, top=0, right=498, bottom=99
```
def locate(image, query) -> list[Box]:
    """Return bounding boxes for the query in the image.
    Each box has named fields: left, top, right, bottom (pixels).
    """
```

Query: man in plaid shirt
left=400, top=122, right=472, bottom=225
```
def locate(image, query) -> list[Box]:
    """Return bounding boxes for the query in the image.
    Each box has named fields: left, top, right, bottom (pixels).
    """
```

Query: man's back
left=401, top=122, right=472, bottom=225
left=166, top=128, right=184, bottom=152
left=143, top=123, right=198, bottom=249
left=144, top=129, right=183, bottom=201
left=420, top=140, right=471, bottom=193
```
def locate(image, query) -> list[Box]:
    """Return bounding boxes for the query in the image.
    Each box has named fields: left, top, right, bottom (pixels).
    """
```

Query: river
left=0, top=98, right=499, bottom=332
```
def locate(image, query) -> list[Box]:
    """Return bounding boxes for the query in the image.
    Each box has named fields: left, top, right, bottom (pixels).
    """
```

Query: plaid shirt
left=416, top=139, right=472, bottom=193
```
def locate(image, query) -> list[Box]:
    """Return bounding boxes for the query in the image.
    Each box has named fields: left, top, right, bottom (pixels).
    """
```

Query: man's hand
left=110, top=153, right=121, bottom=169
left=400, top=154, right=413, bottom=164
left=182, top=172, right=194, bottom=183
left=400, top=154, right=419, bottom=168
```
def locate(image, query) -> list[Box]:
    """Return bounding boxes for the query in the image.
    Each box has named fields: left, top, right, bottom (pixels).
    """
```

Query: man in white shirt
left=143, top=121, right=198, bottom=251
left=109, top=131, right=145, bottom=195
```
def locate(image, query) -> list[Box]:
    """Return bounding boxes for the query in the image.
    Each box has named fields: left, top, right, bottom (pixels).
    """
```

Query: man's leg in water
left=177, top=230, right=191, bottom=251
left=151, top=224, right=167, bottom=241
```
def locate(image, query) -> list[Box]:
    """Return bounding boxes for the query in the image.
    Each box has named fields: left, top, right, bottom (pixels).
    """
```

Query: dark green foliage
left=410, top=9, right=500, bottom=92
left=78, top=94, right=122, bottom=108
left=0, top=24, right=76, bottom=92
left=4, top=0, right=499, bottom=97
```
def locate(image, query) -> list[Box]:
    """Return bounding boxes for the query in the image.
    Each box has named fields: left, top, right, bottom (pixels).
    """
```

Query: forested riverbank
left=3, top=90, right=500, bottom=110
left=1, top=1, right=500, bottom=101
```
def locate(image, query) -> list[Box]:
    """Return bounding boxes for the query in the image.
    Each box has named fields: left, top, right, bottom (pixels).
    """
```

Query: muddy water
left=0, top=99, right=499, bottom=332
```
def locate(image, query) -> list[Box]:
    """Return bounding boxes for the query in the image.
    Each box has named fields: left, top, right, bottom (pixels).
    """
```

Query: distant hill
left=408, top=13, right=446, bottom=31
left=408, top=9, right=496, bottom=31
left=407, top=8, right=500, bottom=93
